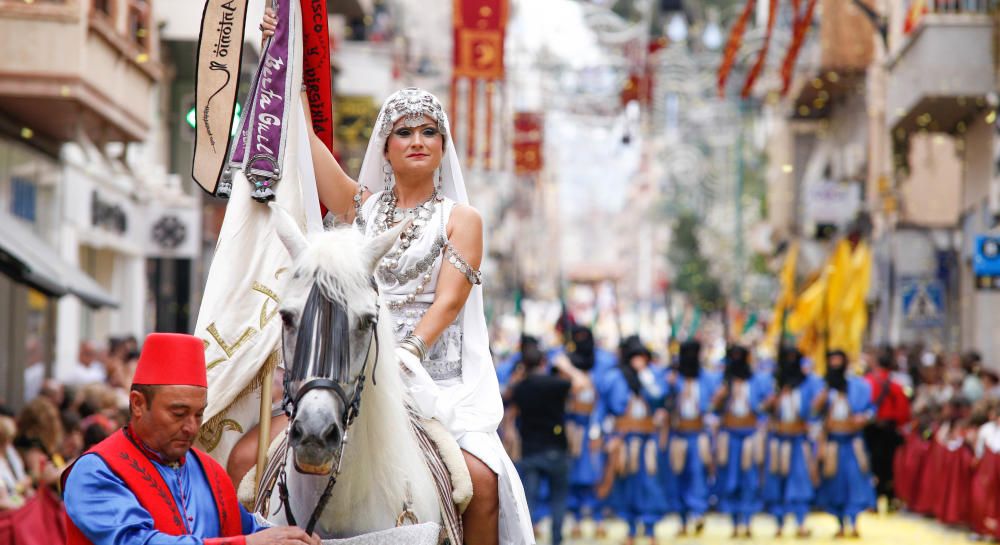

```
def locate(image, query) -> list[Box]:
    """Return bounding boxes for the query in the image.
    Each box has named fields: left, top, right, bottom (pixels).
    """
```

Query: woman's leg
left=462, top=450, right=499, bottom=545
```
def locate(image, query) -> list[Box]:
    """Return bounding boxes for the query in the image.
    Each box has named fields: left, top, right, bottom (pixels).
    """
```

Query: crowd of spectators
left=0, top=335, right=140, bottom=512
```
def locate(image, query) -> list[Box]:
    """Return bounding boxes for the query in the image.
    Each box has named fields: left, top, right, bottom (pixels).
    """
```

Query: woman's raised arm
left=300, top=93, right=363, bottom=220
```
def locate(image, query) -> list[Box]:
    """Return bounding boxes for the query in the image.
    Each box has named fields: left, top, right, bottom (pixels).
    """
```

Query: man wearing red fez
left=63, top=333, right=320, bottom=545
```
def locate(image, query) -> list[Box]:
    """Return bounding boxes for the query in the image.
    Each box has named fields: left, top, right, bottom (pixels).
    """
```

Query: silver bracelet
left=400, top=334, right=428, bottom=362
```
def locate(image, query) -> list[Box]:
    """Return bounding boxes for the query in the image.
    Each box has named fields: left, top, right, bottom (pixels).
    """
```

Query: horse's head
left=270, top=203, right=402, bottom=475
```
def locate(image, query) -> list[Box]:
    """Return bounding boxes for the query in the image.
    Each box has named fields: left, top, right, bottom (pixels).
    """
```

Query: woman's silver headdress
left=376, top=88, right=449, bottom=139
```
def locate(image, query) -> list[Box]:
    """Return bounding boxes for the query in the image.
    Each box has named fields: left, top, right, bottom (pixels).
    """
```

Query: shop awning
left=0, top=212, right=118, bottom=308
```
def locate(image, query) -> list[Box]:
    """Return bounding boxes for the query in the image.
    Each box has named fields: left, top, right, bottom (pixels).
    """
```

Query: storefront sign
left=144, top=206, right=200, bottom=259
left=90, top=191, right=128, bottom=235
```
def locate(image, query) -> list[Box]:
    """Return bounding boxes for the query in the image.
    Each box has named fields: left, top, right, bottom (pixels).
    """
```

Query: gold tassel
left=670, top=437, right=688, bottom=474
left=566, top=421, right=584, bottom=458
left=698, top=434, right=712, bottom=468
left=628, top=437, right=642, bottom=475
left=717, top=431, right=730, bottom=467
left=644, top=439, right=658, bottom=476
left=740, top=435, right=754, bottom=471
left=779, top=440, right=792, bottom=476
left=852, top=437, right=870, bottom=474
left=769, top=438, right=781, bottom=474
left=753, top=430, right=766, bottom=466
left=822, top=441, right=839, bottom=478
left=803, top=441, right=820, bottom=486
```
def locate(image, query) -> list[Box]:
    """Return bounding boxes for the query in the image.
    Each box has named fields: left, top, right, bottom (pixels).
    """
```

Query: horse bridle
left=277, top=279, right=381, bottom=535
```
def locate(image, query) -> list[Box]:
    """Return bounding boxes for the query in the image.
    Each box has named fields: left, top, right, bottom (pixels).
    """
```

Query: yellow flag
left=765, top=242, right=799, bottom=346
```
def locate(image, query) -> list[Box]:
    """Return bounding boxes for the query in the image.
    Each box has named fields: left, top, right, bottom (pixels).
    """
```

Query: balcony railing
left=0, top=1, right=161, bottom=143
left=887, top=1, right=995, bottom=133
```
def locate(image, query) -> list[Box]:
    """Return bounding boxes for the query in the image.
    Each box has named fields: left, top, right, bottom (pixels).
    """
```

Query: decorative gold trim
left=199, top=419, right=244, bottom=453
left=252, top=282, right=281, bottom=329
left=198, top=350, right=281, bottom=452
left=207, top=322, right=257, bottom=358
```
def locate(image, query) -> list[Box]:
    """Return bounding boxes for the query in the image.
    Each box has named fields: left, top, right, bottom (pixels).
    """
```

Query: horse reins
left=277, top=281, right=381, bottom=535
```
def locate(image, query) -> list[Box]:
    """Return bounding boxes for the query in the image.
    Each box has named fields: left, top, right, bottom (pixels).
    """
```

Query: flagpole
left=254, top=367, right=273, bottom=494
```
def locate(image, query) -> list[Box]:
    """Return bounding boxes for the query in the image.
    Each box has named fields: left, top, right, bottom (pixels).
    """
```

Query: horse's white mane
left=288, top=225, right=427, bottom=533
left=296, top=227, right=371, bottom=308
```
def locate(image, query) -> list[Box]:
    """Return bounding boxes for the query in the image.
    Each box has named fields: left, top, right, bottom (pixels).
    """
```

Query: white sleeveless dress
left=358, top=191, right=535, bottom=545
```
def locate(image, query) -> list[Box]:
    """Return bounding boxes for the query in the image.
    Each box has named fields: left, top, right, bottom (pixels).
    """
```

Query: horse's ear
left=269, top=202, right=308, bottom=261
left=363, top=220, right=408, bottom=273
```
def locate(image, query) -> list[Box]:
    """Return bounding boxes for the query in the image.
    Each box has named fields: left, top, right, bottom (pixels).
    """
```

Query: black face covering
left=618, top=335, right=650, bottom=394
left=678, top=340, right=701, bottom=378
left=825, top=350, right=848, bottom=392
left=777, top=347, right=806, bottom=388
left=569, top=325, right=596, bottom=371
left=725, top=345, right=752, bottom=381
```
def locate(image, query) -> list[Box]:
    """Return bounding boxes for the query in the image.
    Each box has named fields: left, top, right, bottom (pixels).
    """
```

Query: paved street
left=535, top=511, right=977, bottom=545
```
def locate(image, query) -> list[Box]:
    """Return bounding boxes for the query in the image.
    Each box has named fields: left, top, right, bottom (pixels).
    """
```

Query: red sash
left=62, top=429, right=243, bottom=545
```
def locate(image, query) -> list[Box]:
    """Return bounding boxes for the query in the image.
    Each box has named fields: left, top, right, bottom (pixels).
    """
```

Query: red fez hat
left=133, top=333, right=208, bottom=388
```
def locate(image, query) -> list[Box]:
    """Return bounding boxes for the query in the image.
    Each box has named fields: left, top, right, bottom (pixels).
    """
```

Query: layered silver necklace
left=374, top=190, right=447, bottom=310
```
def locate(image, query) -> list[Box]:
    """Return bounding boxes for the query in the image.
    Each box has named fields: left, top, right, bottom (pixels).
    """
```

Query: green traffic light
left=186, top=103, right=241, bottom=137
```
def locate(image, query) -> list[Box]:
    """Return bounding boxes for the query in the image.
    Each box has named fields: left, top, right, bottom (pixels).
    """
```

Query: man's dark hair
left=522, top=345, right=545, bottom=371
left=83, top=422, right=110, bottom=451
left=130, top=384, right=159, bottom=408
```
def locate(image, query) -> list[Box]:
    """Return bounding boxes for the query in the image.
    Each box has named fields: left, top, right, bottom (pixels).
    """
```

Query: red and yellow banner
left=740, top=0, right=777, bottom=98
left=451, top=0, right=508, bottom=169
left=513, top=112, right=543, bottom=175
left=780, top=0, right=819, bottom=95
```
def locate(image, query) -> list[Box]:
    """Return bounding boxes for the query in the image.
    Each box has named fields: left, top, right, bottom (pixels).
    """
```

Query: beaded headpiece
left=376, top=88, right=449, bottom=139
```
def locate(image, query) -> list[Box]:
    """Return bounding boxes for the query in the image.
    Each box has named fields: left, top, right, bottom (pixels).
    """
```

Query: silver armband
left=444, top=244, right=482, bottom=285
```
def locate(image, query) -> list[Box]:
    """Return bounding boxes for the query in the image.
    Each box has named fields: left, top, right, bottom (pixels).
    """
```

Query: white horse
left=263, top=204, right=442, bottom=539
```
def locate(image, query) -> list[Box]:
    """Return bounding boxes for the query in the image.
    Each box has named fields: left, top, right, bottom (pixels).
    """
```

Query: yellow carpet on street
left=536, top=511, right=978, bottom=545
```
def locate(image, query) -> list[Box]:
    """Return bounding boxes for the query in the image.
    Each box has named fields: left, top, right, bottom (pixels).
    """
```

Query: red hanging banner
left=300, top=0, right=334, bottom=152
left=452, top=0, right=507, bottom=79
left=452, top=0, right=508, bottom=168
left=513, top=112, right=543, bottom=175
left=717, top=0, right=757, bottom=98
left=780, top=0, right=819, bottom=95
left=740, top=0, right=778, bottom=98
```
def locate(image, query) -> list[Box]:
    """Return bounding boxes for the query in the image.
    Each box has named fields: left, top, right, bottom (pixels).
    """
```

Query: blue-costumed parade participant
left=762, top=346, right=822, bottom=538
left=713, top=345, right=772, bottom=538
left=563, top=325, right=610, bottom=539
left=62, top=333, right=319, bottom=545
left=602, top=336, right=669, bottom=544
left=665, top=340, right=721, bottom=536
left=815, top=350, right=876, bottom=538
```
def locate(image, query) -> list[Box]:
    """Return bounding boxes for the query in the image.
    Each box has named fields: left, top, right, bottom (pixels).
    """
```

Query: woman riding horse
left=259, top=11, right=533, bottom=545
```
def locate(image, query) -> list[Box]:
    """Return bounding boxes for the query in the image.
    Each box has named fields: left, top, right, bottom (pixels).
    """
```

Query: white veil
left=354, top=88, right=502, bottom=436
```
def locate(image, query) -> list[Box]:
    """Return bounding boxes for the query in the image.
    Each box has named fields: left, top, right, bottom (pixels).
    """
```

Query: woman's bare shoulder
left=448, top=203, right=483, bottom=230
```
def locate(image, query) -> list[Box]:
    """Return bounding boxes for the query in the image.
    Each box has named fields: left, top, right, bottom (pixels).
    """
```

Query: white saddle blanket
left=321, top=522, right=441, bottom=545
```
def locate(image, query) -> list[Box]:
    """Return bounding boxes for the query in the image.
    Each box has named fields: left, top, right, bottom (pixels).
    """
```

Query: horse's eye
left=361, top=313, right=377, bottom=329
left=280, top=309, right=297, bottom=327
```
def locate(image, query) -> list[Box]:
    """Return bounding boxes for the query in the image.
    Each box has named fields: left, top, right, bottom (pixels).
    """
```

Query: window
left=128, top=0, right=150, bottom=50
left=11, top=177, right=37, bottom=223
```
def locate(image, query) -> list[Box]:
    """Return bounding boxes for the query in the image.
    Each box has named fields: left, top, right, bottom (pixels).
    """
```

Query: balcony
left=0, top=0, right=162, bottom=145
left=886, top=3, right=995, bottom=133
left=790, top=0, right=876, bottom=120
